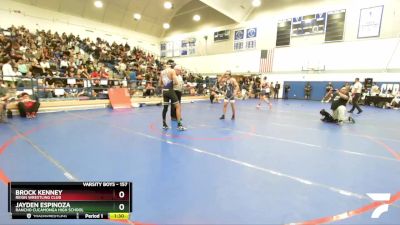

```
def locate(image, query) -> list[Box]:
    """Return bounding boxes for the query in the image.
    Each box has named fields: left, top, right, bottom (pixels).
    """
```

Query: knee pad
left=320, top=109, right=327, bottom=116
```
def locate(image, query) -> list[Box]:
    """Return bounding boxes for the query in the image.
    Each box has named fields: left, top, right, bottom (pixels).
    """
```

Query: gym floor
left=0, top=99, right=399, bottom=225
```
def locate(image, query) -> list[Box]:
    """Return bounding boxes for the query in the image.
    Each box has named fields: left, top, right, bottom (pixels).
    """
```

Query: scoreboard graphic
left=8, top=182, right=132, bottom=220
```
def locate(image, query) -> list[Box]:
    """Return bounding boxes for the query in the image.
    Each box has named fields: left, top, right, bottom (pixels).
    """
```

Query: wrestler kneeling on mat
left=160, top=60, right=186, bottom=131
left=320, top=86, right=355, bottom=125
left=219, top=71, right=239, bottom=120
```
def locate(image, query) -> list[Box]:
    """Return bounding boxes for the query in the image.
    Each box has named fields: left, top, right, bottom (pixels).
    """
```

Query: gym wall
left=167, top=0, right=400, bottom=76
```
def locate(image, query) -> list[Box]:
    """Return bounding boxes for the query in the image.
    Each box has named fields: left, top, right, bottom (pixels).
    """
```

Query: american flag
left=259, top=49, right=274, bottom=73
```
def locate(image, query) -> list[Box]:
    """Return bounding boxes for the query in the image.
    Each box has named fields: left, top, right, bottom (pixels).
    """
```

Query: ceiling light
left=164, top=1, right=173, bottom=9
left=133, top=13, right=141, bottom=20
left=193, top=14, right=201, bottom=22
left=94, top=0, right=103, bottom=8
left=163, top=23, right=170, bottom=29
left=252, top=0, right=261, bottom=7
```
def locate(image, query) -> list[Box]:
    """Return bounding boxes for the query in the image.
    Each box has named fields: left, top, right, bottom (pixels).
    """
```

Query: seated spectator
left=59, top=56, right=69, bottom=70
left=385, top=92, right=400, bottom=109
left=0, top=78, right=10, bottom=122
left=371, top=83, right=380, bottom=96
left=68, top=57, right=77, bottom=69
left=99, top=67, right=109, bottom=79
left=2, top=56, right=15, bottom=81
left=210, top=86, right=221, bottom=104
left=17, top=92, right=40, bottom=119
left=13, top=67, right=22, bottom=77
left=17, top=59, right=29, bottom=76
left=65, top=84, right=79, bottom=97
left=30, top=58, right=44, bottom=77
left=40, top=58, right=50, bottom=71
left=77, top=65, right=89, bottom=79
left=44, top=72, right=55, bottom=86
left=143, top=81, right=155, bottom=98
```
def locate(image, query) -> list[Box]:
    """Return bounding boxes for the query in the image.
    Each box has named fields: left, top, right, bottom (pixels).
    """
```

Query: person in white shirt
left=385, top=93, right=400, bottom=109
left=371, top=83, right=380, bottom=96
left=348, top=78, right=363, bottom=114
left=40, top=59, right=50, bottom=70
left=60, top=57, right=69, bottom=69
left=2, top=57, right=16, bottom=82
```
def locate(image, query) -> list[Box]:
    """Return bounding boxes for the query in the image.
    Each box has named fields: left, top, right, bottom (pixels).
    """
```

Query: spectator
left=371, top=82, right=380, bottom=96
left=1, top=25, right=164, bottom=100
left=143, top=81, right=155, bottom=98
left=0, top=78, right=10, bottom=122
left=126, top=67, right=136, bottom=94
left=284, top=84, right=291, bottom=100
left=304, top=82, right=312, bottom=100
left=17, top=93, right=40, bottom=119
left=274, top=82, right=280, bottom=99
left=99, top=67, right=109, bottom=79
left=322, top=82, right=334, bottom=103
left=2, top=56, right=15, bottom=80
left=30, top=58, right=43, bottom=77
left=270, top=82, right=274, bottom=99
left=13, top=67, right=22, bottom=77
left=17, top=59, right=29, bottom=76
left=60, top=56, right=69, bottom=70
left=384, top=92, right=400, bottom=109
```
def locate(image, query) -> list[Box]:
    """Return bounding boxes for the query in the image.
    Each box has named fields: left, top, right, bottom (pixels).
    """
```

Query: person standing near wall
left=348, top=78, right=363, bottom=114
left=274, top=82, right=280, bottom=99
left=284, top=84, right=291, bottom=100
left=304, top=82, right=312, bottom=100
left=322, top=82, right=334, bottom=102
left=270, top=82, right=275, bottom=99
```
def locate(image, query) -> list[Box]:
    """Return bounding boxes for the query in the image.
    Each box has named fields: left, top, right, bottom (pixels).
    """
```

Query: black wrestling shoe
left=162, top=124, right=170, bottom=130
left=357, top=110, right=363, bottom=114
left=231, top=115, right=235, bottom=120
left=348, top=117, right=355, bottom=124
left=219, top=115, right=225, bottom=120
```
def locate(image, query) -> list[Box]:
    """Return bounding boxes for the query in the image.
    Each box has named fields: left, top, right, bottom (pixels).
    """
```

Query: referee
left=348, top=78, right=363, bottom=114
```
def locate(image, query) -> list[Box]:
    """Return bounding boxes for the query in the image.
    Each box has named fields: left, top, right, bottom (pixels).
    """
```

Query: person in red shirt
left=17, top=93, right=40, bottom=119
left=99, top=67, right=109, bottom=79
left=90, top=70, right=100, bottom=79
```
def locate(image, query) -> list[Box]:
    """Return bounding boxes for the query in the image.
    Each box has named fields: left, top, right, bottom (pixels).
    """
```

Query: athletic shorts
left=163, top=89, right=179, bottom=105
left=262, top=91, right=270, bottom=97
left=224, top=95, right=235, bottom=103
